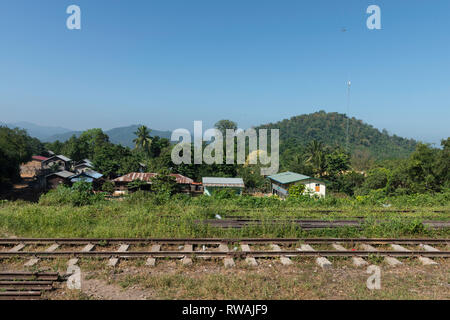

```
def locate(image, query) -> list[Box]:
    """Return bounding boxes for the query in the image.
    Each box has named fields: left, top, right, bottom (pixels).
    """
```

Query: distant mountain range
left=2, top=111, right=424, bottom=159
left=1, top=121, right=73, bottom=141
left=1, top=122, right=172, bottom=148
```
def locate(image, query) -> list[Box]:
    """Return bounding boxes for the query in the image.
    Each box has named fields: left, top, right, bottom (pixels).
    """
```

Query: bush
left=288, top=184, right=306, bottom=198
left=101, top=181, right=115, bottom=194
left=39, top=181, right=105, bottom=207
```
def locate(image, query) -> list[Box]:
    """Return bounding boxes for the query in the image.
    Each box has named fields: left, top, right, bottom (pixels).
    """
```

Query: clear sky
left=0, top=0, right=449, bottom=144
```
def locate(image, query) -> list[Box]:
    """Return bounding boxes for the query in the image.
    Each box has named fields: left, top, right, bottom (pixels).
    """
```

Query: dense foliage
left=39, top=181, right=105, bottom=206
left=258, top=111, right=418, bottom=160
left=2, top=113, right=449, bottom=200
left=0, top=126, right=46, bottom=190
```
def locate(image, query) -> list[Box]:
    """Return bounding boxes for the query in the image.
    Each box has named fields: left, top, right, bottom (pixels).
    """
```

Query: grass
left=0, top=197, right=448, bottom=238
left=40, top=258, right=450, bottom=300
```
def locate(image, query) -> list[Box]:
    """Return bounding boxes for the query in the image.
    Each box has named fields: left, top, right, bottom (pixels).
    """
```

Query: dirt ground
left=1, top=256, right=448, bottom=300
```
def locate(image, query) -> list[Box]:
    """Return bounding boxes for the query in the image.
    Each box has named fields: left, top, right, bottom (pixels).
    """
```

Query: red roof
left=32, top=155, right=49, bottom=161
left=113, top=172, right=194, bottom=184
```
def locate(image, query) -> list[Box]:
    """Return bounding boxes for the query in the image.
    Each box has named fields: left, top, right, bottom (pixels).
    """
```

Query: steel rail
left=0, top=250, right=449, bottom=258
left=0, top=238, right=448, bottom=245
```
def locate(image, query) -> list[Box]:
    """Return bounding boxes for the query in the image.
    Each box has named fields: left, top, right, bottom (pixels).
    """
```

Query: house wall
left=270, top=179, right=326, bottom=197
left=302, top=179, right=326, bottom=197
left=46, top=176, right=69, bottom=189
left=43, top=160, right=69, bottom=171
left=203, top=186, right=243, bottom=196
left=20, top=160, right=42, bottom=178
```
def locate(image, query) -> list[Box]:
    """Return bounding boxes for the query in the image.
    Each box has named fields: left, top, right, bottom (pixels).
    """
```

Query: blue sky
left=0, top=0, right=449, bottom=144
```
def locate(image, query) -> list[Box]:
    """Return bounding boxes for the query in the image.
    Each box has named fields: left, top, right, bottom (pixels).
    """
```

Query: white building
left=267, top=171, right=326, bottom=198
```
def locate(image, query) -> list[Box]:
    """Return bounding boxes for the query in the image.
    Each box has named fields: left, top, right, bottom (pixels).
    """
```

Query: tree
left=133, top=125, right=152, bottom=153
left=150, top=169, right=178, bottom=195
left=215, top=120, right=237, bottom=136
left=325, top=148, right=350, bottom=177
left=0, top=127, right=34, bottom=190
left=305, top=140, right=326, bottom=177
left=406, top=143, right=439, bottom=193
left=351, top=149, right=374, bottom=171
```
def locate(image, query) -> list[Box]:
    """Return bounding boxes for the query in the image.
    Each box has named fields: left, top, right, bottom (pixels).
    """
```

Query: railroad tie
left=299, top=244, right=332, bottom=269
left=9, top=243, right=25, bottom=252
left=391, top=244, right=437, bottom=266
left=360, top=244, right=402, bottom=266
left=331, top=243, right=368, bottom=267
left=181, top=244, right=193, bottom=266
left=419, top=244, right=439, bottom=252
left=241, top=244, right=258, bottom=267
left=219, top=243, right=235, bottom=268
left=146, top=244, right=161, bottom=267
left=68, top=243, right=95, bottom=266
left=107, top=244, right=129, bottom=267
left=270, top=244, right=293, bottom=266
left=24, top=243, right=60, bottom=267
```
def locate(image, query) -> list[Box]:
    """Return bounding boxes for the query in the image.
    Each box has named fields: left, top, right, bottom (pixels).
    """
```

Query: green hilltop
left=257, top=111, right=418, bottom=159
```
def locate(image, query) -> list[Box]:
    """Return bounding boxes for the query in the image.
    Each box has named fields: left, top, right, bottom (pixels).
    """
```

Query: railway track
left=0, top=238, right=448, bottom=262
left=0, top=238, right=447, bottom=300
left=195, top=218, right=450, bottom=229
left=0, top=272, right=60, bottom=300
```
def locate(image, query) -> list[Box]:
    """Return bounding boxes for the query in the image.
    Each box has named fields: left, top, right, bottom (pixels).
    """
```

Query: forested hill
left=257, top=111, right=418, bottom=159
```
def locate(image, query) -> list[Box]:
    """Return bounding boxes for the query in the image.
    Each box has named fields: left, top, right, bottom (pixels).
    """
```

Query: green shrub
left=39, top=181, right=105, bottom=207
left=288, top=184, right=306, bottom=198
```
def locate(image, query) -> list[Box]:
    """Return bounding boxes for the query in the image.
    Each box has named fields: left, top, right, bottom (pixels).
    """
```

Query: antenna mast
left=346, top=79, right=351, bottom=151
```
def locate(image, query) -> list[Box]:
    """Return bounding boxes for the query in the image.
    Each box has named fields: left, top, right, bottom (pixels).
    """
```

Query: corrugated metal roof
left=71, top=170, right=103, bottom=181
left=43, top=155, right=72, bottom=163
left=202, top=177, right=245, bottom=187
left=74, top=162, right=93, bottom=169
left=113, top=172, right=194, bottom=184
left=46, top=170, right=75, bottom=179
left=71, top=177, right=94, bottom=183
left=56, top=155, right=71, bottom=162
left=84, top=170, right=103, bottom=179
left=79, top=159, right=93, bottom=166
left=267, top=172, right=311, bottom=184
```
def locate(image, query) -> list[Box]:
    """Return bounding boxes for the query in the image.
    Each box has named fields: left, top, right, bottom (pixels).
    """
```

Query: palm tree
left=306, top=140, right=326, bottom=177
left=133, top=125, right=152, bottom=153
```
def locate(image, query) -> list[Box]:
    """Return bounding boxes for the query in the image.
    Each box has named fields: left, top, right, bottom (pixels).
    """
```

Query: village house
left=45, top=170, right=75, bottom=189
left=20, top=155, right=48, bottom=178
left=267, top=171, right=326, bottom=198
left=73, top=159, right=94, bottom=173
left=70, top=170, right=104, bottom=189
left=42, top=155, right=72, bottom=171
left=202, top=177, right=245, bottom=196
left=112, top=172, right=201, bottom=195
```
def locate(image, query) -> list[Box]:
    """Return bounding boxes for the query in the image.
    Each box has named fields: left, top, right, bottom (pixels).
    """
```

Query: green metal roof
left=267, top=171, right=326, bottom=185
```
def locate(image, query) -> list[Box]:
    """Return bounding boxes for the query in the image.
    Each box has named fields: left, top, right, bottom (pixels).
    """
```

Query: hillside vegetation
left=258, top=111, right=418, bottom=160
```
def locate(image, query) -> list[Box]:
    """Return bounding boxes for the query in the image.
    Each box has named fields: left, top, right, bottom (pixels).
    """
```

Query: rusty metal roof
left=113, top=172, right=194, bottom=184
left=32, top=155, right=48, bottom=161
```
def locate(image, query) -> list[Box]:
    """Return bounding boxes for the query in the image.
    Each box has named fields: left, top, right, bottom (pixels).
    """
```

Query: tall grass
left=0, top=195, right=448, bottom=238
